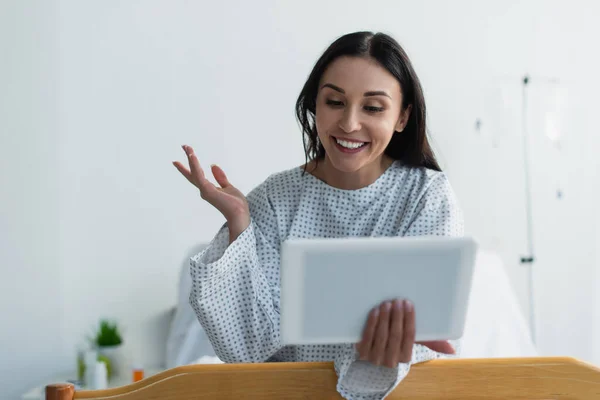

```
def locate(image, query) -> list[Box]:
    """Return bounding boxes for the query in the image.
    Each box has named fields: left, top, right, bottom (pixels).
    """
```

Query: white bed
left=460, top=250, right=537, bottom=358
left=165, top=246, right=537, bottom=367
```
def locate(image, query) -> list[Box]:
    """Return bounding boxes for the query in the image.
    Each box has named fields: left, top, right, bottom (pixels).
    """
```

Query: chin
left=325, top=155, right=369, bottom=173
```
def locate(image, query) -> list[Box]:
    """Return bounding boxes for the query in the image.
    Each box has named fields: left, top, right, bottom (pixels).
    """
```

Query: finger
left=174, top=159, right=217, bottom=197
left=399, top=300, right=416, bottom=362
left=383, top=299, right=404, bottom=368
left=370, top=301, right=392, bottom=366
left=172, top=161, right=194, bottom=185
left=356, top=307, right=379, bottom=361
left=181, top=145, right=221, bottom=198
left=211, top=164, right=231, bottom=189
left=417, top=341, right=455, bottom=355
left=182, top=145, right=207, bottom=184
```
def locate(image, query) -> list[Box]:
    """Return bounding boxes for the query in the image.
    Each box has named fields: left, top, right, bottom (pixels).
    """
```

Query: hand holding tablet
left=356, top=297, right=456, bottom=367
left=280, top=236, right=478, bottom=366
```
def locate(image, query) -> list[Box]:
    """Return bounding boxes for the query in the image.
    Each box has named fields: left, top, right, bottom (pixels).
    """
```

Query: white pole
left=521, top=74, right=537, bottom=345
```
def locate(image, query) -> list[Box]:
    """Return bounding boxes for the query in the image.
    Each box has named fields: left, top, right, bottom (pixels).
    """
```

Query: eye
left=326, top=99, right=344, bottom=107
left=364, top=106, right=385, bottom=113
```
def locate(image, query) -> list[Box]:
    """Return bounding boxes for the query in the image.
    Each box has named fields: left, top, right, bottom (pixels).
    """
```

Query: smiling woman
left=172, top=31, right=463, bottom=400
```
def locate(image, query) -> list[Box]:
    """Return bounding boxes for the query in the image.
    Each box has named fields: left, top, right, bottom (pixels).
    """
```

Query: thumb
left=417, top=340, right=455, bottom=354
left=211, top=164, right=231, bottom=188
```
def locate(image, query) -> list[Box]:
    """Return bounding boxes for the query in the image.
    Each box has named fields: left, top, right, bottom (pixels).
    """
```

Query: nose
left=338, top=108, right=361, bottom=133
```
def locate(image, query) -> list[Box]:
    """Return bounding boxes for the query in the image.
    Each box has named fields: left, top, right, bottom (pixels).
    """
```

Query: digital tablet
left=280, top=236, right=477, bottom=345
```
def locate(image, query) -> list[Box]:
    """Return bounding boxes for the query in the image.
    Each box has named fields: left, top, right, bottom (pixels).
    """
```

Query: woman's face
left=315, top=56, right=410, bottom=174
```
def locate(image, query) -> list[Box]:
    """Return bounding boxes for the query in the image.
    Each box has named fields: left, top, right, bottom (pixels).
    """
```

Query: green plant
left=92, top=319, right=123, bottom=347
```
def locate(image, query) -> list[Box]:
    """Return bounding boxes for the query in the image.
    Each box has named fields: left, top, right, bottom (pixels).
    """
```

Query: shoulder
left=265, top=165, right=306, bottom=188
left=391, top=162, right=453, bottom=193
left=393, top=164, right=464, bottom=236
left=246, top=165, right=305, bottom=205
left=390, top=162, right=459, bottom=208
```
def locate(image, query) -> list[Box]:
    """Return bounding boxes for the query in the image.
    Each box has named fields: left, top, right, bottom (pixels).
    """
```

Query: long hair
left=295, top=31, right=441, bottom=171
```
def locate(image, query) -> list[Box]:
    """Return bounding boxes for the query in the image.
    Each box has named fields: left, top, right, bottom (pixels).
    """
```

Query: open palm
left=173, top=145, right=249, bottom=224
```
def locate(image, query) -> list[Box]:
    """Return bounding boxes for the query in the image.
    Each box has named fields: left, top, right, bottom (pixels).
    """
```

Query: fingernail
left=405, top=300, right=414, bottom=313
left=383, top=302, right=392, bottom=311
left=371, top=307, right=380, bottom=317
left=394, top=299, right=404, bottom=310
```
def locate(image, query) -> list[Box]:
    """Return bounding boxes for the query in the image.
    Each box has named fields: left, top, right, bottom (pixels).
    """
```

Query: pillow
left=165, top=243, right=218, bottom=368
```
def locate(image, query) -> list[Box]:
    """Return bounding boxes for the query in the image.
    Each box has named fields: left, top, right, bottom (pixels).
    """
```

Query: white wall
left=465, top=1, right=600, bottom=362
left=2, top=0, right=599, bottom=397
left=0, top=2, right=70, bottom=399
left=437, top=0, right=600, bottom=362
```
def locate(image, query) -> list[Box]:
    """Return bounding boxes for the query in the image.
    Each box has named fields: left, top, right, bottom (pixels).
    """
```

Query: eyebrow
left=321, top=83, right=392, bottom=99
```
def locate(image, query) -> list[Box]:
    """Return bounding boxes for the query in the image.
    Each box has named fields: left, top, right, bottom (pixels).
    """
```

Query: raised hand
left=356, top=299, right=454, bottom=368
left=173, top=145, right=250, bottom=242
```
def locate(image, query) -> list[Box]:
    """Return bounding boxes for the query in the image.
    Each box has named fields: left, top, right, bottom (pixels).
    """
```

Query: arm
left=334, top=173, right=465, bottom=399
left=404, top=173, right=464, bottom=361
left=188, top=180, right=283, bottom=363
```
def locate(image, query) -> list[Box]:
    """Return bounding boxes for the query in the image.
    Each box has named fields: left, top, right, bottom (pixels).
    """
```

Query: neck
left=316, top=155, right=394, bottom=190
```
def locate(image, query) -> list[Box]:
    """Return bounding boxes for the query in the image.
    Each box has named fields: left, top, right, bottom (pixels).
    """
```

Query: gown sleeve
left=188, top=177, right=283, bottom=363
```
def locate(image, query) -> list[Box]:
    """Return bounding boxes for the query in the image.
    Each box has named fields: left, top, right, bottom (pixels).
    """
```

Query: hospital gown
left=189, top=161, right=464, bottom=400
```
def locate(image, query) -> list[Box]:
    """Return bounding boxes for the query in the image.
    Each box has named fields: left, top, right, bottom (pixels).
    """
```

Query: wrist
left=227, top=216, right=250, bottom=243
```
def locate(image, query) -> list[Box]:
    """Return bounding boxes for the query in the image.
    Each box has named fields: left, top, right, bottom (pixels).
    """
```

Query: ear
left=395, top=104, right=412, bottom=133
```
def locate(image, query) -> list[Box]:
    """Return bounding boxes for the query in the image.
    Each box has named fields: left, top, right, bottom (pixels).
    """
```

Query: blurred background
left=1, top=0, right=599, bottom=398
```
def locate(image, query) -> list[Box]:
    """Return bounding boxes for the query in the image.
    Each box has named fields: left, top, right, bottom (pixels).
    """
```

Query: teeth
left=336, top=138, right=366, bottom=149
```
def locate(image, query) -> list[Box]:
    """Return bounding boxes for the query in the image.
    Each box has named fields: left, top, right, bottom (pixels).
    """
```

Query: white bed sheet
left=460, top=249, right=537, bottom=358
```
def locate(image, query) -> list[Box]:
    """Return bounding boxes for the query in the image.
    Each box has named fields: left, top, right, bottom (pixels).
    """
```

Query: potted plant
left=90, top=319, right=126, bottom=378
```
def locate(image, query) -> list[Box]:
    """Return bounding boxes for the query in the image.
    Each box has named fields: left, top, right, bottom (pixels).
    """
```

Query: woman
left=173, top=31, right=463, bottom=399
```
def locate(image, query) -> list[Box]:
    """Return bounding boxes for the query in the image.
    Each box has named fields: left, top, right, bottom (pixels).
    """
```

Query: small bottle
left=92, top=361, right=108, bottom=390
left=132, top=363, right=144, bottom=382
left=83, top=350, right=98, bottom=387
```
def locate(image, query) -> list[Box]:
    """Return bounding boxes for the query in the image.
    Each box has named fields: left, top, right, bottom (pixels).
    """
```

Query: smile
left=332, top=137, right=369, bottom=153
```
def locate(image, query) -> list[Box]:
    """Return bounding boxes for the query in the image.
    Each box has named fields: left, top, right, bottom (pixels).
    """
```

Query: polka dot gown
left=190, top=161, right=464, bottom=400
